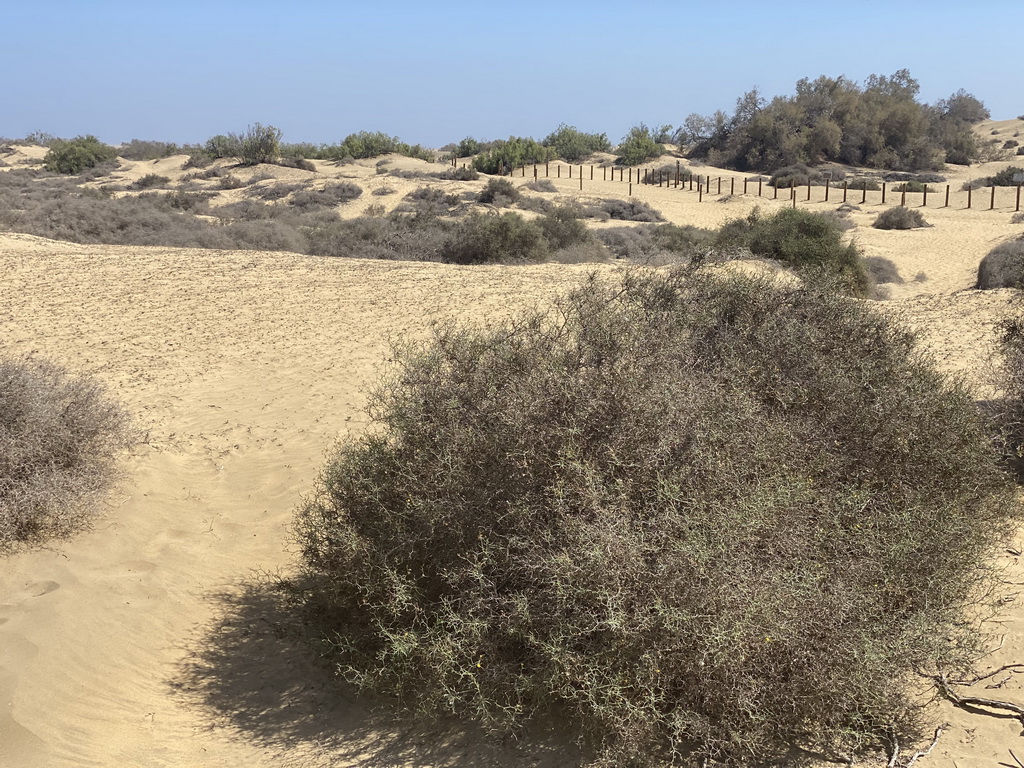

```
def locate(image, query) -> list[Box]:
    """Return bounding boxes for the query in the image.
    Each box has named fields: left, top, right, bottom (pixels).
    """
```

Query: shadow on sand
left=172, top=578, right=585, bottom=768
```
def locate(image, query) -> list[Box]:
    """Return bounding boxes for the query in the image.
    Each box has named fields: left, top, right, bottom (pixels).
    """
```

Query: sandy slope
left=2, top=138, right=1024, bottom=766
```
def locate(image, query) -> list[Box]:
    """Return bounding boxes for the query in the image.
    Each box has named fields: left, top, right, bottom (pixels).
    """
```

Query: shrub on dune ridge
left=717, top=207, right=869, bottom=295
left=1, top=356, right=133, bottom=545
left=43, top=135, right=118, bottom=174
left=291, top=267, right=1018, bottom=765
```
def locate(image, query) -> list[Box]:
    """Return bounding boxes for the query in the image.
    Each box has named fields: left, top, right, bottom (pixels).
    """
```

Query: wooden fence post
left=967, top=186, right=972, bottom=209
left=806, top=179, right=811, bottom=201
left=773, top=183, right=778, bottom=200
left=862, top=181, right=867, bottom=205
left=603, top=166, right=607, bottom=181
left=843, top=180, right=847, bottom=203
left=590, top=165, right=593, bottom=180
left=629, top=181, right=632, bottom=196
left=991, top=185, right=996, bottom=210
left=881, top=182, right=886, bottom=205
left=758, top=178, right=763, bottom=197
left=791, top=182, right=796, bottom=208
left=579, top=173, right=583, bottom=191
left=824, top=181, right=829, bottom=202
left=569, top=165, right=572, bottom=179
left=698, top=181, right=703, bottom=202
left=945, top=184, right=950, bottom=208
left=675, top=160, right=680, bottom=188
left=1017, top=184, right=1021, bottom=212
left=922, top=184, right=927, bottom=206
left=545, top=162, right=549, bottom=177
left=718, top=177, right=722, bottom=195
left=743, top=178, right=748, bottom=195
left=689, top=174, right=693, bottom=191
left=730, top=177, right=735, bottom=195
left=901, top=187, right=906, bottom=207
left=557, top=165, right=561, bottom=178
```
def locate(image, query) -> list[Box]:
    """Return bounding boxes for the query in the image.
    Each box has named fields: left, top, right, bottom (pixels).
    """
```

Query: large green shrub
left=292, top=267, right=1017, bottom=764
left=236, top=123, right=282, bottom=165
left=329, top=131, right=434, bottom=162
left=542, top=124, right=611, bottom=162
left=1, top=356, right=133, bottom=545
left=43, top=135, right=118, bottom=174
left=616, top=124, right=664, bottom=165
left=472, top=137, right=556, bottom=175
left=717, top=207, right=869, bottom=295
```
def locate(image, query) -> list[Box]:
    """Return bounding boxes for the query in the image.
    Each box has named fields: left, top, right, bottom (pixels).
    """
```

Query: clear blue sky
left=2, top=0, right=1019, bottom=148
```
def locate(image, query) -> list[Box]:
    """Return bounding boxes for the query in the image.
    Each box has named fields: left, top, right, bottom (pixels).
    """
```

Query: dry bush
left=217, top=174, right=246, bottom=190
left=865, top=256, right=903, bottom=285
left=595, top=224, right=712, bottom=264
left=275, top=156, right=316, bottom=172
left=524, top=179, right=557, bottom=193
left=291, top=267, right=1017, bottom=765
left=993, top=317, right=1024, bottom=470
left=395, top=187, right=462, bottom=217
left=1, top=356, right=133, bottom=545
left=478, top=178, right=520, bottom=206
left=118, top=139, right=179, bottom=161
left=872, top=207, right=929, bottom=230
left=289, top=183, right=362, bottom=209
left=977, top=236, right=1024, bottom=289
left=305, top=215, right=451, bottom=262
left=535, top=205, right=593, bottom=250
left=249, top=181, right=305, bottom=201
left=440, top=212, right=548, bottom=264
left=131, top=173, right=171, bottom=190
left=600, top=198, right=664, bottom=222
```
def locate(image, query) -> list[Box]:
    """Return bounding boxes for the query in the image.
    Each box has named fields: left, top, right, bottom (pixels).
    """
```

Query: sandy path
left=0, top=235, right=605, bottom=767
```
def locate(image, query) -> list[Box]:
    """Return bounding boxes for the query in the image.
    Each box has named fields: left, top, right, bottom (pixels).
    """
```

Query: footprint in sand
left=26, top=581, right=60, bottom=598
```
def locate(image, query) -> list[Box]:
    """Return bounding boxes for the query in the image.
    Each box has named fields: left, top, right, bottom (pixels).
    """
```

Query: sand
left=2, top=128, right=1024, bottom=766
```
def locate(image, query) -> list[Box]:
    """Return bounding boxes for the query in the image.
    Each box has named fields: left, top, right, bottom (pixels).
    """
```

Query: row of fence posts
left=451, top=157, right=1023, bottom=212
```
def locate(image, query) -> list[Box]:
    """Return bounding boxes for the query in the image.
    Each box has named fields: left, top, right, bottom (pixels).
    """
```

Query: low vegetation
left=872, top=207, right=929, bottom=230
left=1, top=356, right=133, bottom=546
left=290, top=266, right=1017, bottom=765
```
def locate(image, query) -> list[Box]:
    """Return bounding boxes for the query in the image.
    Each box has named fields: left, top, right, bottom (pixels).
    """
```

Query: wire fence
left=453, top=158, right=1024, bottom=213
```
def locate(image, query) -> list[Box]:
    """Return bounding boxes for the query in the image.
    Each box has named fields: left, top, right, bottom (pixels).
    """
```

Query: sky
left=2, top=0, right=1020, bottom=148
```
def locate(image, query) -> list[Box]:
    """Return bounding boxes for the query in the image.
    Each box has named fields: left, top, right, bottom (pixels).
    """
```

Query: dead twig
left=935, top=672, right=1024, bottom=723
left=950, top=662, right=1024, bottom=686
left=904, top=726, right=942, bottom=767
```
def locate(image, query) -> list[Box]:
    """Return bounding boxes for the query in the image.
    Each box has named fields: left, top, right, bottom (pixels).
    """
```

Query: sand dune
left=2, top=133, right=1024, bottom=765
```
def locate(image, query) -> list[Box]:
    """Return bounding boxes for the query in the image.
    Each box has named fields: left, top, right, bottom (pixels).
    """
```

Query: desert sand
left=2, top=125, right=1024, bottom=766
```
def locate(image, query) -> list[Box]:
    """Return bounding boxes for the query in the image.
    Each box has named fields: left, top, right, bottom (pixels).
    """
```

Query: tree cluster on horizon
left=678, top=70, right=990, bottom=173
